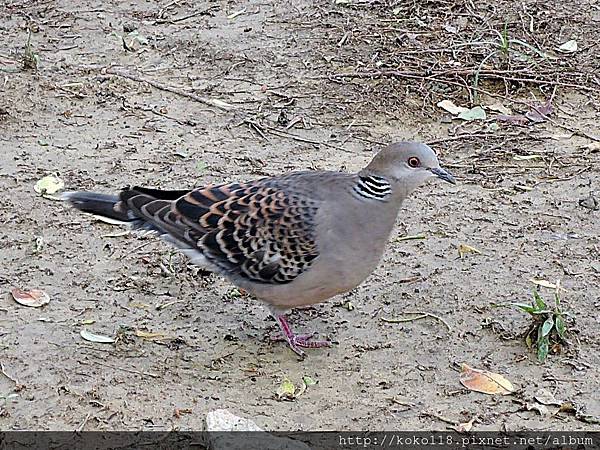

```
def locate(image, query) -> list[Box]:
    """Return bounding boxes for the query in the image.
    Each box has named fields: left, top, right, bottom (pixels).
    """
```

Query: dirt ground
left=1, top=0, right=599, bottom=433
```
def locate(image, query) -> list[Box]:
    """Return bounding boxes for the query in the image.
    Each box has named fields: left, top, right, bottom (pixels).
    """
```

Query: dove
left=63, top=141, right=455, bottom=356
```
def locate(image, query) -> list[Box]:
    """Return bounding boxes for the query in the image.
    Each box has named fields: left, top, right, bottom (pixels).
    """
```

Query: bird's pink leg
left=275, top=315, right=331, bottom=357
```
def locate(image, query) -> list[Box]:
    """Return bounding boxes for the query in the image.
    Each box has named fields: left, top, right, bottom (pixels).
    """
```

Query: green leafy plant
left=512, top=289, right=568, bottom=362
left=499, top=21, right=510, bottom=56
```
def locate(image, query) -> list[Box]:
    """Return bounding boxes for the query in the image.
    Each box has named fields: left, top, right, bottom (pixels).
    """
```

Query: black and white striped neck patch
left=352, top=175, right=392, bottom=201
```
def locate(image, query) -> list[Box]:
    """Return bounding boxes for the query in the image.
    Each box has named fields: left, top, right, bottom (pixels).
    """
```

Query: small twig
left=130, top=241, right=154, bottom=254
left=539, top=165, right=592, bottom=183
left=545, top=119, right=600, bottom=142
left=101, top=230, right=130, bottom=238
left=156, top=299, right=186, bottom=311
left=261, top=125, right=356, bottom=153
left=227, top=8, right=247, bottom=20
left=244, top=120, right=269, bottom=140
left=157, top=0, right=180, bottom=19
left=421, top=411, right=458, bottom=426
left=149, top=106, right=190, bottom=125
left=396, top=276, right=422, bottom=284
left=105, top=67, right=234, bottom=111
left=395, top=234, right=426, bottom=242
left=155, top=5, right=218, bottom=24
left=472, top=51, right=499, bottom=104
left=337, top=31, right=351, bottom=47
left=55, top=85, right=86, bottom=98
left=322, top=70, right=596, bottom=93
left=382, top=311, right=451, bottom=332
left=387, top=397, right=416, bottom=408
left=76, top=413, right=92, bottom=432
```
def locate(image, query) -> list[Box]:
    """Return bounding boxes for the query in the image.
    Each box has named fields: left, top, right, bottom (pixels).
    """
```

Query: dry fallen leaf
left=534, top=388, right=561, bottom=406
left=558, top=401, right=576, bottom=414
left=296, top=375, right=318, bottom=397
left=529, top=278, right=567, bottom=292
left=276, top=378, right=296, bottom=401
left=135, top=330, right=167, bottom=340
left=525, top=100, right=553, bottom=123
left=437, top=99, right=468, bottom=115
left=458, top=106, right=487, bottom=121
left=525, top=402, right=552, bottom=417
left=34, top=174, right=64, bottom=195
left=459, top=364, right=514, bottom=395
left=10, top=288, right=50, bottom=308
left=452, top=417, right=476, bottom=432
left=80, top=329, right=115, bottom=344
left=557, top=39, right=578, bottom=53
left=458, top=243, right=482, bottom=258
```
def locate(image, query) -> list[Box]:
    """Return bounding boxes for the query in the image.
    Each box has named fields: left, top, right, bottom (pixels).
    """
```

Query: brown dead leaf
left=496, top=99, right=553, bottom=126
left=10, top=287, right=50, bottom=308
left=525, top=99, right=553, bottom=123
left=558, top=401, right=576, bottom=414
left=459, top=364, right=514, bottom=395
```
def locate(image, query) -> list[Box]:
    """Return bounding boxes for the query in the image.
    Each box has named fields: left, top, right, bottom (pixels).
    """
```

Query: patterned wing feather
left=174, top=181, right=320, bottom=284
left=119, top=180, right=321, bottom=285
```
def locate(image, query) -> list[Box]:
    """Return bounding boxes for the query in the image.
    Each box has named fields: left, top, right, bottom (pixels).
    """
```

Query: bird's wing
left=119, top=180, right=321, bottom=285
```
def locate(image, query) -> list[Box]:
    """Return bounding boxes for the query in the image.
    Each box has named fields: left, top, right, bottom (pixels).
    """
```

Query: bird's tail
left=61, top=191, right=133, bottom=224
left=62, top=186, right=192, bottom=227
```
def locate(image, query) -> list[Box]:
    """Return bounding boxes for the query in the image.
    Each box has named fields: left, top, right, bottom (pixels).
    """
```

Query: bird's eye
left=407, top=157, right=420, bottom=168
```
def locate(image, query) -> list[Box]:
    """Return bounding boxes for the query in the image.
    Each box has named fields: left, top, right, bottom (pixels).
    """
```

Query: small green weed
left=23, top=29, right=39, bottom=71
left=512, top=289, right=568, bottom=362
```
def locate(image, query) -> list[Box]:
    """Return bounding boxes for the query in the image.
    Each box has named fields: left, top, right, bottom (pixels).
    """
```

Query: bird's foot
left=274, top=315, right=331, bottom=357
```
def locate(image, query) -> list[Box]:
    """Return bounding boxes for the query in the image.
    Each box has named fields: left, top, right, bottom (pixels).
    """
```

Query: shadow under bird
left=62, top=141, right=455, bottom=357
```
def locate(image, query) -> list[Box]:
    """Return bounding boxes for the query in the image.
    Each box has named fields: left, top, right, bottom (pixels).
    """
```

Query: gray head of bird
left=360, top=141, right=455, bottom=198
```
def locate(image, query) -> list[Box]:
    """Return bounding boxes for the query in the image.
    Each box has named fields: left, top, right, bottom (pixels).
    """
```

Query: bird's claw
left=288, top=333, right=331, bottom=357
left=274, top=316, right=331, bottom=357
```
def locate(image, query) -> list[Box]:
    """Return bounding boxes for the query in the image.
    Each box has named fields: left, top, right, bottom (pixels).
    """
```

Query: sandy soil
left=1, top=0, right=599, bottom=433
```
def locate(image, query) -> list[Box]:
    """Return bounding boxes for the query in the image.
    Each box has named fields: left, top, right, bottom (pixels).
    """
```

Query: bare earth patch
left=0, top=0, right=599, bottom=432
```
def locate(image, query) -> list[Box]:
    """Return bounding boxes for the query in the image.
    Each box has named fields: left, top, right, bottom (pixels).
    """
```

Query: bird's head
left=361, top=141, right=455, bottom=197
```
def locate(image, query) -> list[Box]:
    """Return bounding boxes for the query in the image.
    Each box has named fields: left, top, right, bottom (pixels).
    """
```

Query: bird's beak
left=429, top=167, right=456, bottom=184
